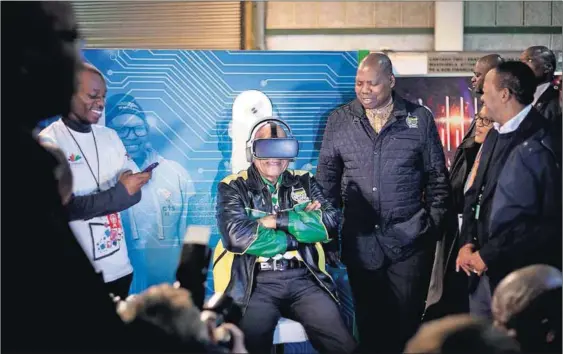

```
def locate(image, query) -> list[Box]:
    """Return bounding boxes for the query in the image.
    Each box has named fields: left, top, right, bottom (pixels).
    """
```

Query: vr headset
left=245, top=118, right=299, bottom=162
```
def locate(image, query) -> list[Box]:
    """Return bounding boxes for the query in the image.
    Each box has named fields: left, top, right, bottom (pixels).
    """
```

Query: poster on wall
left=394, top=76, right=476, bottom=168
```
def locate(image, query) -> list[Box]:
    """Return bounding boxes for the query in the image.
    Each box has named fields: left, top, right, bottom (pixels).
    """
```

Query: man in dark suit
left=455, top=61, right=548, bottom=319
left=520, top=46, right=561, bottom=160
left=520, top=46, right=561, bottom=123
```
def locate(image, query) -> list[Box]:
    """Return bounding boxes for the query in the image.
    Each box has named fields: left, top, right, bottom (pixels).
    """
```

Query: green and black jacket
left=213, top=164, right=340, bottom=314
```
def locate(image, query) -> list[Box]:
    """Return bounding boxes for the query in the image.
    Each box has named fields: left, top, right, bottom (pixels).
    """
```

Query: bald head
left=520, top=46, right=556, bottom=82
left=254, top=122, right=287, bottom=140
left=479, top=54, right=505, bottom=72
left=492, top=265, right=562, bottom=324
left=359, top=52, right=394, bottom=76
left=355, top=53, right=395, bottom=109
left=492, top=265, right=562, bottom=352
left=472, top=54, right=504, bottom=94
left=405, top=314, right=520, bottom=353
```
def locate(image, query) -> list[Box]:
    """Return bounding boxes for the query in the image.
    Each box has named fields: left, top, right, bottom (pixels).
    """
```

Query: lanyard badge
left=475, top=186, right=484, bottom=220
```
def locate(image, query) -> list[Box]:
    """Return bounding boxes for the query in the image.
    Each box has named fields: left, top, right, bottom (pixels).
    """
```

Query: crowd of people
left=3, top=2, right=562, bottom=354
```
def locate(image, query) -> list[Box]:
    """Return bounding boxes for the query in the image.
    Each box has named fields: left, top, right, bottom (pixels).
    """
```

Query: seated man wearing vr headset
left=213, top=118, right=356, bottom=353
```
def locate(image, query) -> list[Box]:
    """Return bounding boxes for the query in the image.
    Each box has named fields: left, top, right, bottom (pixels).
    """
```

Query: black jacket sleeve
left=316, top=110, right=344, bottom=210
left=537, top=92, right=562, bottom=125
left=66, top=182, right=141, bottom=221
left=420, top=107, right=451, bottom=232
left=316, top=110, right=344, bottom=253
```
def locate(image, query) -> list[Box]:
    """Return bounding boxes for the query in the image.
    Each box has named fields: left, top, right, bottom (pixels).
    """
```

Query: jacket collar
left=247, top=164, right=300, bottom=191
left=349, top=91, right=409, bottom=122
left=473, top=107, right=547, bottom=202
left=534, top=83, right=560, bottom=110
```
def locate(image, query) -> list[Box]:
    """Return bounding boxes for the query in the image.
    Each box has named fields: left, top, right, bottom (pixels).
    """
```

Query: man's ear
left=390, top=74, right=396, bottom=89
left=501, top=88, right=510, bottom=103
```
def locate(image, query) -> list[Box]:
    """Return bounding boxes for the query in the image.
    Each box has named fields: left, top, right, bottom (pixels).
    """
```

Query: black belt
left=258, top=258, right=304, bottom=271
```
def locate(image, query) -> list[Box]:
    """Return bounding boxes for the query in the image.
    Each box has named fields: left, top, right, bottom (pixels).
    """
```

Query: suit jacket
left=535, top=82, right=561, bottom=124
left=534, top=82, right=562, bottom=161
left=486, top=126, right=561, bottom=287
left=460, top=107, right=548, bottom=291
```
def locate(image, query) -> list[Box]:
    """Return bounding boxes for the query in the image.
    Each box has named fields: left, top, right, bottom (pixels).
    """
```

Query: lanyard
left=65, top=124, right=101, bottom=192
left=474, top=135, right=499, bottom=220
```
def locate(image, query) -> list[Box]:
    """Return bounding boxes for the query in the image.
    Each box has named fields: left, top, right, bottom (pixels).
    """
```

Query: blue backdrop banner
left=80, top=50, right=359, bottom=349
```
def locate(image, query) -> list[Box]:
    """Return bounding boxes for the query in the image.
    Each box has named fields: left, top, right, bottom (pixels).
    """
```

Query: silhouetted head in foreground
left=3, top=2, right=81, bottom=130
left=492, top=264, right=562, bottom=353
left=405, top=314, right=520, bottom=353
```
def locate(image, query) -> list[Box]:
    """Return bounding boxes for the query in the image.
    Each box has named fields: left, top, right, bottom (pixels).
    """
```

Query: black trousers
left=469, top=274, right=493, bottom=320
left=105, top=272, right=133, bottom=299
left=423, top=257, right=469, bottom=322
left=347, top=248, right=434, bottom=353
left=239, top=267, right=357, bottom=353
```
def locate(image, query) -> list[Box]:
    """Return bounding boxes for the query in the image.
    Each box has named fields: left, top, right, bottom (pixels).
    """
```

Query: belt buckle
left=273, top=259, right=288, bottom=271
left=260, top=262, right=271, bottom=271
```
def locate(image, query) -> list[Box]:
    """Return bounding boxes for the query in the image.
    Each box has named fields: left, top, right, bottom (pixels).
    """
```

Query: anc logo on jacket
left=406, top=114, right=418, bottom=129
left=291, top=187, right=310, bottom=204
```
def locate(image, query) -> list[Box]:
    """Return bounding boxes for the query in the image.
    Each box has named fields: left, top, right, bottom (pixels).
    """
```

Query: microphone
left=175, top=225, right=212, bottom=310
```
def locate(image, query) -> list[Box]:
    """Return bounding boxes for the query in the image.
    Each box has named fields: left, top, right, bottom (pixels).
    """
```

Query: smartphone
left=142, top=162, right=159, bottom=173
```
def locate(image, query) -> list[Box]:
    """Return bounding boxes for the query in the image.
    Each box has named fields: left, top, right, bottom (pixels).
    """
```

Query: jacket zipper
left=298, top=249, right=340, bottom=304
left=242, top=218, right=261, bottom=315
left=243, top=262, right=256, bottom=315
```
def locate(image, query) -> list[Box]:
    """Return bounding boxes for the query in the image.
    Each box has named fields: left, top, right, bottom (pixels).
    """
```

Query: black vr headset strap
left=269, top=122, right=278, bottom=138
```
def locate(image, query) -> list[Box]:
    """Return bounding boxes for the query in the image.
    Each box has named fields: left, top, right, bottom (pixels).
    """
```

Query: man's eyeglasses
left=475, top=114, right=492, bottom=127
left=115, top=126, right=148, bottom=138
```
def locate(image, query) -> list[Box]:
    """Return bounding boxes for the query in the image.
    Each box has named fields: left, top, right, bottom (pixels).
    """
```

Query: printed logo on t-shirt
left=68, top=153, right=84, bottom=164
left=90, top=213, right=124, bottom=260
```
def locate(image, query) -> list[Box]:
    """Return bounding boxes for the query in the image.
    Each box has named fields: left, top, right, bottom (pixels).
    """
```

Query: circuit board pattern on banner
left=83, top=50, right=358, bottom=334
